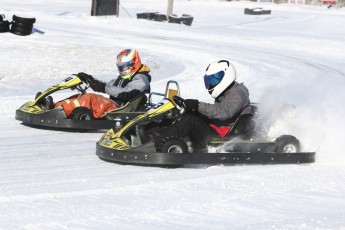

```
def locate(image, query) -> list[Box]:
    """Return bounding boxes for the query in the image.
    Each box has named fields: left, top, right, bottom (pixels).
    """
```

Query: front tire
left=275, top=135, right=300, bottom=153
left=70, top=107, right=93, bottom=120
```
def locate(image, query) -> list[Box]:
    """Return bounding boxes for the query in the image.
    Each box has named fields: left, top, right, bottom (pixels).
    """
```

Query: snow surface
left=1, top=0, right=345, bottom=229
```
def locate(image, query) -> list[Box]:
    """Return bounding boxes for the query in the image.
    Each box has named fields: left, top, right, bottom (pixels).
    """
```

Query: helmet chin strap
left=120, top=73, right=132, bottom=80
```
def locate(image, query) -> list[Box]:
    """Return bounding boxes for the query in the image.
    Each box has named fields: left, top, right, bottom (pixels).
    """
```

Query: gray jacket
left=198, top=82, right=250, bottom=121
left=104, top=73, right=150, bottom=98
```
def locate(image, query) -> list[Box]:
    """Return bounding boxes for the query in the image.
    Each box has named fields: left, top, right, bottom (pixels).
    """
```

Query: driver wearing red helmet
left=53, top=49, right=151, bottom=119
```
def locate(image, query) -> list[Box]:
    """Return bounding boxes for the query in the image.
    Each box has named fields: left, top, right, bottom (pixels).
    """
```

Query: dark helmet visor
left=117, top=61, right=133, bottom=72
left=204, top=71, right=225, bottom=90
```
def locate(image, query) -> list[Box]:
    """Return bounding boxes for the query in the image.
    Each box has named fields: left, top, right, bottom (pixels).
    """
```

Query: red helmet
left=116, top=49, right=142, bottom=79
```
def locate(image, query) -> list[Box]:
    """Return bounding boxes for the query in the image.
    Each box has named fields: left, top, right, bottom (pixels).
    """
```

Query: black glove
left=173, top=96, right=199, bottom=111
left=89, top=80, right=106, bottom=93
left=184, top=99, right=199, bottom=111
left=77, top=72, right=105, bottom=93
left=77, top=72, right=94, bottom=84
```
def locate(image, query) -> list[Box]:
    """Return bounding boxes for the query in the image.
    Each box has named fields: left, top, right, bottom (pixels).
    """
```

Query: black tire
left=154, top=14, right=167, bottom=22
left=146, top=12, right=157, bottom=20
left=0, top=27, right=9, bottom=32
left=70, top=107, right=93, bottom=120
left=275, top=135, right=301, bottom=153
left=168, top=15, right=182, bottom=24
left=137, top=13, right=147, bottom=19
left=12, top=15, right=36, bottom=24
left=244, top=8, right=262, bottom=15
left=0, top=14, right=4, bottom=20
left=137, top=12, right=157, bottom=20
left=11, top=24, right=33, bottom=33
left=244, top=8, right=251, bottom=14
left=0, top=20, right=10, bottom=32
left=11, top=21, right=34, bottom=29
left=10, top=27, right=32, bottom=36
left=157, top=137, right=189, bottom=153
left=0, top=20, right=9, bottom=26
left=180, top=15, right=193, bottom=26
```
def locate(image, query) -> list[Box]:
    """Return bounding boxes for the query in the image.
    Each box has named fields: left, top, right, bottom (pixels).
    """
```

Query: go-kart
left=15, top=75, right=180, bottom=131
left=96, top=93, right=315, bottom=166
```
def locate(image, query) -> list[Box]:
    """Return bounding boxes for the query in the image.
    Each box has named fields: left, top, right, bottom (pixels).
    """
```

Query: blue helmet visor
left=204, top=71, right=225, bottom=90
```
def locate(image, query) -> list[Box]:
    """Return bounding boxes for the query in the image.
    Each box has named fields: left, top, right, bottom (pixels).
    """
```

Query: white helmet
left=204, top=60, right=236, bottom=98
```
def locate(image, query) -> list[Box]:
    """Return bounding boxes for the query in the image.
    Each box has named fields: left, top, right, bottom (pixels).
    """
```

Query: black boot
left=43, top=96, right=54, bottom=110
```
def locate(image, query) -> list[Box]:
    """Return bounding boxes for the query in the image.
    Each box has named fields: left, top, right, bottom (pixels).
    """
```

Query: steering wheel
left=70, top=74, right=89, bottom=94
left=172, top=96, right=186, bottom=109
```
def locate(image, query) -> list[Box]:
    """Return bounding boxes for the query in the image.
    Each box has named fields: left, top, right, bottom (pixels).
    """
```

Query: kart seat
left=105, top=92, right=148, bottom=114
left=210, top=104, right=257, bottom=139
left=230, top=104, right=257, bottom=139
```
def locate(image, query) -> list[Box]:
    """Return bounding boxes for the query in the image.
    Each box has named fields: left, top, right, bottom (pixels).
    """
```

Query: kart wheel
left=71, top=107, right=93, bottom=120
left=275, top=135, right=300, bottom=153
left=157, top=137, right=188, bottom=153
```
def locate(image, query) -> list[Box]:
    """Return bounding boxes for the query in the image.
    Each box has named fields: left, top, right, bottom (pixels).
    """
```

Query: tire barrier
left=0, top=20, right=10, bottom=33
left=0, top=14, right=10, bottom=33
left=137, top=12, right=193, bottom=26
left=168, top=15, right=182, bottom=24
left=180, top=14, right=193, bottom=26
left=11, top=15, right=36, bottom=36
left=154, top=13, right=167, bottom=22
left=0, top=14, right=36, bottom=36
left=244, top=8, right=271, bottom=15
left=136, top=12, right=157, bottom=20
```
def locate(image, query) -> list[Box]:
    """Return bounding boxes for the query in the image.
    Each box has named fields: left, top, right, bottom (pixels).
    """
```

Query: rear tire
left=157, top=137, right=189, bottom=153
left=71, top=107, right=93, bottom=120
left=275, top=135, right=300, bottom=153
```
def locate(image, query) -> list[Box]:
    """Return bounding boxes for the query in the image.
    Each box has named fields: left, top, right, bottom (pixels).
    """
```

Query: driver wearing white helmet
left=172, top=60, right=250, bottom=152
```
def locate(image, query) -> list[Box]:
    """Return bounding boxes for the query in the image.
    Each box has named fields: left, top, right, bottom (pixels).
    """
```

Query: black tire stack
left=0, top=14, right=10, bottom=33
left=244, top=8, right=271, bottom=15
left=136, top=12, right=158, bottom=20
left=168, top=15, right=182, bottom=24
left=136, top=12, right=193, bottom=26
left=179, top=14, right=193, bottom=26
left=168, top=14, right=194, bottom=26
left=10, top=15, right=36, bottom=36
left=154, top=13, right=168, bottom=22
